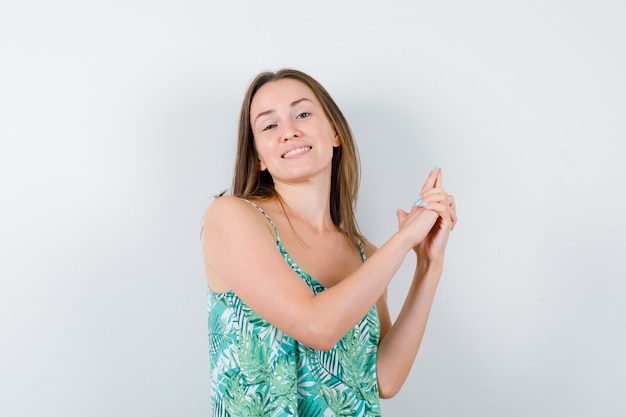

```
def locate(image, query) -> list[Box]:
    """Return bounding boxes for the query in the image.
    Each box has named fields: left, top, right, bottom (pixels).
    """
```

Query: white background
left=1, top=1, right=625, bottom=416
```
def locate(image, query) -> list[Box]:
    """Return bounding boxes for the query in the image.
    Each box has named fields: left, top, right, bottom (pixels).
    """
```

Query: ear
left=332, top=131, right=341, bottom=147
left=259, top=159, right=267, bottom=171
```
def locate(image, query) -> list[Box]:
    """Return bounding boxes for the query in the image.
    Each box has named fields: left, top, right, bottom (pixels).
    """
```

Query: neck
left=272, top=176, right=335, bottom=233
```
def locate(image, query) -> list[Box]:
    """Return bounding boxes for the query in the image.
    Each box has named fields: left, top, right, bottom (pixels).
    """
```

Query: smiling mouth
left=282, top=146, right=312, bottom=158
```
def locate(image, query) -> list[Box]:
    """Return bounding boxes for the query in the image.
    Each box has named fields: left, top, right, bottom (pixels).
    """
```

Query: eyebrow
left=253, top=98, right=313, bottom=125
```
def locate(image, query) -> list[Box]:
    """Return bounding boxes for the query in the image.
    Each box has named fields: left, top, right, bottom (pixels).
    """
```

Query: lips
left=281, top=146, right=312, bottom=158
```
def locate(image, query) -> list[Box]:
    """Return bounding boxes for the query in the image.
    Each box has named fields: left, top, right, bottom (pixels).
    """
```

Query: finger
left=419, top=186, right=448, bottom=204
left=434, top=168, right=442, bottom=188
left=447, top=195, right=458, bottom=228
left=420, top=200, right=451, bottom=219
left=420, top=166, right=440, bottom=194
left=397, top=208, right=408, bottom=227
left=421, top=201, right=454, bottom=229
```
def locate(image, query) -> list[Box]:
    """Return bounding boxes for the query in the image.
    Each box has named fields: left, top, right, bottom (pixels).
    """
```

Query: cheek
left=253, top=139, right=269, bottom=170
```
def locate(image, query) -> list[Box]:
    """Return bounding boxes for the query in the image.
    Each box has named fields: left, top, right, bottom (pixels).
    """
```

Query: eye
left=296, top=112, right=310, bottom=119
left=262, top=124, right=277, bottom=131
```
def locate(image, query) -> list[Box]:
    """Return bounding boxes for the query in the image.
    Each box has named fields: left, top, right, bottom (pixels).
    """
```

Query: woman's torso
left=207, top=198, right=381, bottom=417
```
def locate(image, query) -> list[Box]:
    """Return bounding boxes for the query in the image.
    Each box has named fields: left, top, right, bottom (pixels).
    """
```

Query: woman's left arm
left=375, top=261, right=444, bottom=399
left=374, top=168, right=457, bottom=398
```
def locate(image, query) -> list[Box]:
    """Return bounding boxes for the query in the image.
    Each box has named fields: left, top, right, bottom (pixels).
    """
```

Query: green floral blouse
left=208, top=199, right=381, bottom=416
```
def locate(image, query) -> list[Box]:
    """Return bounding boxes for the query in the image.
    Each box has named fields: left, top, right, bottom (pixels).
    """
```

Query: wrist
left=390, top=229, right=418, bottom=254
left=415, top=256, right=444, bottom=277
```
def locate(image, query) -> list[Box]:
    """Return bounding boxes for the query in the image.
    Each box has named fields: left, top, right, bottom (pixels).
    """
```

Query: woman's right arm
left=203, top=192, right=438, bottom=351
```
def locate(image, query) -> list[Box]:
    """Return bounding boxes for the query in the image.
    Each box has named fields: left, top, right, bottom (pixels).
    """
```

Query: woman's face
left=249, top=78, right=340, bottom=184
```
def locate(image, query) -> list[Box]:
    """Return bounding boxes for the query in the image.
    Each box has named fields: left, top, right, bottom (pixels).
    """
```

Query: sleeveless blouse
left=208, top=199, right=381, bottom=416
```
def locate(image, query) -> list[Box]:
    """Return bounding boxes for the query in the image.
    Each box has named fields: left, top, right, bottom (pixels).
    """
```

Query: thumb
left=397, top=208, right=408, bottom=227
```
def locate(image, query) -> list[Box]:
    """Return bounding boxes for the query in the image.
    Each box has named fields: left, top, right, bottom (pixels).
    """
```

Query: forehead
left=250, top=78, right=320, bottom=117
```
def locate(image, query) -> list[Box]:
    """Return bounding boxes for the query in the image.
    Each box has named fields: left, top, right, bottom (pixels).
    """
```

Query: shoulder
left=203, top=196, right=273, bottom=240
left=205, top=195, right=248, bottom=215
left=204, top=195, right=259, bottom=222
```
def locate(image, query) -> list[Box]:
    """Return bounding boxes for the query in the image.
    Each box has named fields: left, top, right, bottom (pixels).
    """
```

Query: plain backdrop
left=1, top=1, right=625, bottom=416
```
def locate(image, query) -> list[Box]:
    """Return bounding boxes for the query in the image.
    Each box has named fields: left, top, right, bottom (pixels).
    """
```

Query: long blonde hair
left=231, top=69, right=365, bottom=247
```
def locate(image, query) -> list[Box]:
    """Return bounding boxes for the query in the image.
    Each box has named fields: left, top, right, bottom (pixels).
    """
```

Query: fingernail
left=430, top=164, right=438, bottom=172
left=417, top=201, right=429, bottom=207
left=413, top=195, right=423, bottom=206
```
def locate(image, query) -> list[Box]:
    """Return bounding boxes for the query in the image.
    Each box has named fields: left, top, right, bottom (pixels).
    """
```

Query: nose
left=281, top=120, right=300, bottom=141
left=283, top=131, right=298, bottom=141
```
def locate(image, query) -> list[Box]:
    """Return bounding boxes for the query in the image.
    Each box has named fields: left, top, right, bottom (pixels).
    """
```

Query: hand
left=397, top=168, right=457, bottom=265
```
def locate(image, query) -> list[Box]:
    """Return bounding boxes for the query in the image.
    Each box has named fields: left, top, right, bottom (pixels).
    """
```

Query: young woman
left=202, top=69, right=457, bottom=416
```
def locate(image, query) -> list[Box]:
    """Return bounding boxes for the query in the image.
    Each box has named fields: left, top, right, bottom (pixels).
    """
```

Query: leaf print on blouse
left=207, top=199, right=381, bottom=416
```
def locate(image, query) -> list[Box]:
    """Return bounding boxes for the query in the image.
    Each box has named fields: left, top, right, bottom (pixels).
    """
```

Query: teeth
left=282, top=146, right=311, bottom=158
